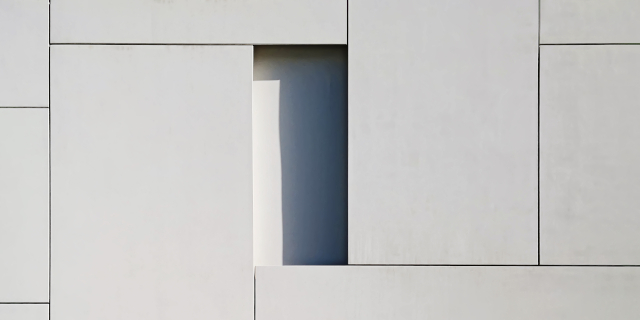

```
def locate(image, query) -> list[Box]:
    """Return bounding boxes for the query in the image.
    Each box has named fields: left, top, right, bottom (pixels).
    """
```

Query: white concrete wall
left=0, top=0, right=48, bottom=106
left=50, top=0, right=346, bottom=44
left=257, top=266, right=640, bottom=320
left=540, top=45, right=640, bottom=265
left=348, top=0, right=539, bottom=265
left=253, top=46, right=347, bottom=266
left=3, top=0, right=640, bottom=318
left=50, top=45, right=253, bottom=320
left=541, top=0, right=640, bottom=44
left=0, top=109, right=49, bottom=302
left=0, top=305, right=49, bottom=320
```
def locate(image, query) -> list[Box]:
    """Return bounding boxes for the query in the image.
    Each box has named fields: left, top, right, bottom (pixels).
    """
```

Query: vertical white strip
left=253, top=80, right=284, bottom=266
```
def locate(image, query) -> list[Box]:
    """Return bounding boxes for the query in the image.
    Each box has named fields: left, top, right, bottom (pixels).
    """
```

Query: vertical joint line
left=537, top=45, right=541, bottom=266
left=536, top=0, right=541, bottom=267
left=48, top=1, right=52, bottom=319
left=537, top=0, right=541, bottom=265
left=537, top=0, right=541, bottom=266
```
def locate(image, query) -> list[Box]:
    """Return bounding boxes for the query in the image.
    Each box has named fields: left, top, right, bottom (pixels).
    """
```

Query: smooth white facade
left=257, top=266, right=640, bottom=320
left=50, top=0, right=346, bottom=44
left=348, top=0, right=539, bottom=265
left=0, top=109, right=49, bottom=302
left=253, top=46, right=347, bottom=266
left=540, top=46, right=640, bottom=265
left=541, top=0, right=640, bottom=44
left=50, top=46, right=253, bottom=320
left=0, top=305, right=49, bottom=320
left=0, top=0, right=48, bottom=106
left=3, top=1, right=640, bottom=319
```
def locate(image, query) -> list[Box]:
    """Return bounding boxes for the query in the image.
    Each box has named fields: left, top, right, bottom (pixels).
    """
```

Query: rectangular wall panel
left=541, top=0, right=640, bottom=44
left=0, top=305, right=49, bottom=320
left=540, top=46, right=640, bottom=265
left=348, top=0, right=539, bottom=264
left=257, top=266, right=640, bottom=320
left=0, top=109, right=49, bottom=302
left=0, top=0, right=49, bottom=106
left=51, top=0, right=346, bottom=44
left=50, top=45, right=253, bottom=320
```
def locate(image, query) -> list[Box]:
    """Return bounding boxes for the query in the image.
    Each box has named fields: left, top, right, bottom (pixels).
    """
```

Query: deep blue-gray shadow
left=255, top=46, right=347, bottom=265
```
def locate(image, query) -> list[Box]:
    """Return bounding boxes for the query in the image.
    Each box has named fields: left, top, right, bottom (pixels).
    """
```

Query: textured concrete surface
left=51, top=0, right=346, bottom=44
left=50, top=45, right=253, bottom=320
left=3, top=1, right=640, bottom=318
left=0, top=305, right=49, bottom=320
left=257, top=266, right=640, bottom=320
left=541, top=45, right=640, bottom=265
left=0, top=0, right=48, bottom=106
left=0, top=109, right=49, bottom=302
left=348, top=0, right=539, bottom=265
left=541, top=0, right=640, bottom=44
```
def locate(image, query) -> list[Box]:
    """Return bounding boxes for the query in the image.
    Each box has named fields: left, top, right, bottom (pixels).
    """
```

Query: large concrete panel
left=50, top=45, right=253, bottom=320
left=0, top=0, right=49, bottom=107
left=51, top=0, right=346, bottom=44
left=348, top=0, right=539, bottom=264
left=540, top=46, right=640, bottom=265
left=0, top=305, right=49, bottom=320
left=256, top=266, right=640, bottom=320
left=541, top=0, right=640, bottom=44
left=253, top=46, right=347, bottom=266
left=0, top=109, right=49, bottom=303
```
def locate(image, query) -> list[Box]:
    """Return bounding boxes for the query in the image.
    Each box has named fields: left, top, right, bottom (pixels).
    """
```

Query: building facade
left=1, top=1, right=640, bottom=319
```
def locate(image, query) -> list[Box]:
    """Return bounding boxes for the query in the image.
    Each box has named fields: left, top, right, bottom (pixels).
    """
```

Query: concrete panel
left=0, top=305, right=49, bottom=320
left=50, top=0, right=346, bottom=44
left=540, top=46, right=640, bottom=265
left=348, top=0, right=539, bottom=264
left=541, top=0, right=640, bottom=44
left=0, top=109, right=49, bottom=302
left=253, top=46, right=347, bottom=266
left=0, top=0, right=49, bottom=107
left=256, top=266, right=640, bottom=320
left=50, top=45, right=253, bottom=320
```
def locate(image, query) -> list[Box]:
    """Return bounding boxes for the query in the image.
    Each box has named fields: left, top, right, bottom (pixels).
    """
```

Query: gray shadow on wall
left=254, top=46, right=348, bottom=265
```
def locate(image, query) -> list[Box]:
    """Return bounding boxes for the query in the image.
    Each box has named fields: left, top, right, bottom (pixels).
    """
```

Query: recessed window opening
left=253, top=45, right=347, bottom=266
